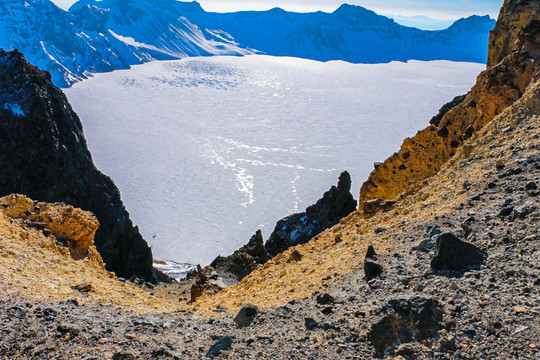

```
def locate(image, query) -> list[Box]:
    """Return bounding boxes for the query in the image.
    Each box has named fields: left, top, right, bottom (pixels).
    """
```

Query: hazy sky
left=51, top=0, right=502, bottom=20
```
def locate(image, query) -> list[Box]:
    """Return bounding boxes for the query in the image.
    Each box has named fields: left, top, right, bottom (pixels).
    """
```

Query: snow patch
left=3, top=103, right=25, bottom=117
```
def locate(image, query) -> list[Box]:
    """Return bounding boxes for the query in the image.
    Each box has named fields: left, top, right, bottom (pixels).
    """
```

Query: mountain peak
left=448, top=14, right=496, bottom=32
left=334, top=3, right=373, bottom=15
left=176, top=0, right=206, bottom=13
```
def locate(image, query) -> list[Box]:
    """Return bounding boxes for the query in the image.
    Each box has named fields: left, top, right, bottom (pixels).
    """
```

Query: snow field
left=65, top=55, right=483, bottom=265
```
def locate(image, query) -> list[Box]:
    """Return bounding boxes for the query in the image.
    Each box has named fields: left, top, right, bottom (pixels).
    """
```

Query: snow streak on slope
left=0, top=0, right=250, bottom=87
left=65, top=56, right=483, bottom=265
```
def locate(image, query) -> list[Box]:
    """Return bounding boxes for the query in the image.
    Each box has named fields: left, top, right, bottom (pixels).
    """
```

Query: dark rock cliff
left=209, top=230, right=270, bottom=286
left=265, top=171, right=357, bottom=257
left=0, top=49, right=155, bottom=282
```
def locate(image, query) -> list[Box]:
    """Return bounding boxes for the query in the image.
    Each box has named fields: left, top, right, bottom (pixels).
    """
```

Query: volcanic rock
left=364, top=261, right=384, bottom=281
left=430, top=232, right=486, bottom=271
left=369, top=296, right=443, bottom=356
left=429, top=94, right=467, bottom=127
left=487, top=0, right=540, bottom=67
left=206, top=336, right=233, bottom=358
left=364, top=245, right=383, bottom=281
left=0, top=49, right=154, bottom=282
left=265, top=171, right=357, bottom=256
left=0, top=194, right=99, bottom=261
left=316, top=293, right=335, bottom=305
left=210, top=230, right=270, bottom=285
left=233, top=303, right=258, bottom=328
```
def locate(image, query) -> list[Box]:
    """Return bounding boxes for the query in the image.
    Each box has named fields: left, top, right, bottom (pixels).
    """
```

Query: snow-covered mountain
left=0, top=0, right=250, bottom=87
left=0, top=0, right=494, bottom=87
left=178, top=3, right=496, bottom=63
left=68, top=0, right=252, bottom=59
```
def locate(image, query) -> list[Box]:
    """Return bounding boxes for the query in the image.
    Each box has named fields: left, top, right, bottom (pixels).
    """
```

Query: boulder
left=316, top=293, right=334, bottom=305
left=364, top=245, right=383, bottom=281
left=364, top=261, right=384, bottom=281
left=233, top=303, right=258, bottom=328
left=205, top=336, right=233, bottom=358
left=430, top=232, right=486, bottom=271
left=305, top=317, right=318, bottom=331
left=369, top=296, right=443, bottom=356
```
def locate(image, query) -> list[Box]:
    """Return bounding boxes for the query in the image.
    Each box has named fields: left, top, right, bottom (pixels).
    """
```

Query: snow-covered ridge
left=178, top=3, right=496, bottom=64
left=0, top=0, right=251, bottom=87
left=1, top=0, right=494, bottom=87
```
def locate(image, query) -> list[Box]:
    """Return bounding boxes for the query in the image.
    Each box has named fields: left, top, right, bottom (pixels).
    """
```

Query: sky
left=51, top=0, right=502, bottom=21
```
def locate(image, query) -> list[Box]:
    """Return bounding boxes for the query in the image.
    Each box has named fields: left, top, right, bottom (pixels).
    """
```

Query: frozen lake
left=65, top=55, right=483, bottom=265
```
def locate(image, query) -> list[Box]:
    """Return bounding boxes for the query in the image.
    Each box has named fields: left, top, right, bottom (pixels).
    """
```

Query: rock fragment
left=205, top=336, right=233, bottom=358
left=430, top=232, right=486, bottom=271
left=316, top=293, right=334, bottom=305
left=369, top=296, right=443, bottom=355
left=233, top=303, right=258, bottom=328
left=364, top=245, right=383, bottom=281
left=305, top=317, right=318, bottom=331
left=287, top=249, right=302, bottom=262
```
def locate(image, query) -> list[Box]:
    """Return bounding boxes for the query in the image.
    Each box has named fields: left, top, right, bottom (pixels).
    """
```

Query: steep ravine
left=0, top=49, right=155, bottom=282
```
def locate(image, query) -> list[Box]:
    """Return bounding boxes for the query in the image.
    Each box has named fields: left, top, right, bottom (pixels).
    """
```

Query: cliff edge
left=0, top=49, right=155, bottom=282
left=358, top=0, right=539, bottom=215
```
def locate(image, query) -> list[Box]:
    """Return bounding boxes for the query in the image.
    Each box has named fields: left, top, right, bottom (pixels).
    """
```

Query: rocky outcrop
left=0, top=49, right=155, bottom=282
left=487, top=0, right=540, bottom=67
left=265, top=171, right=357, bottom=256
left=210, top=230, right=270, bottom=285
left=429, top=94, right=468, bottom=127
left=0, top=194, right=101, bottom=263
left=359, top=10, right=539, bottom=214
left=187, top=172, right=356, bottom=296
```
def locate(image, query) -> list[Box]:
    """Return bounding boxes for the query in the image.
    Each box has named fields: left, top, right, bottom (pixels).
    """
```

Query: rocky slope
left=0, top=71, right=537, bottom=360
left=0, top=194, right=166, bottom=311
left=185, top=68, right=540, bottom=360
left=358, top=0, right=539, bottom=215
left=0, top=1, right=538, bottom=359
left=0, top=49, right=155, bottom=282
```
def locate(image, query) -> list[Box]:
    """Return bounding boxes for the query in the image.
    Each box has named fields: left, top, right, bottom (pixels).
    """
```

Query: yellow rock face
left=0, top=194, right=100, bottom=261
left=358, top=47, right=538, bottom=212
left=0, top=194, right=174, bottom=312
left=487, top=0, right=540, bottom=67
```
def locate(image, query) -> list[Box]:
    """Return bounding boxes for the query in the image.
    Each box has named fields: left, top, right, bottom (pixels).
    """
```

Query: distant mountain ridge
left=179, top=3, right=496, bottom=63
left=0, top=0, right=495, bottom=87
